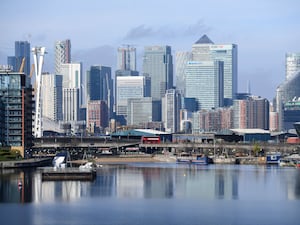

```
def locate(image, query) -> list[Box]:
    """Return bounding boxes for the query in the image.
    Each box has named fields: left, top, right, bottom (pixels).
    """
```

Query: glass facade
left=143, top=46, right=173, bottom=100
left=286, top=53, right=300, bottom=80
left=0, top=71, right=33, bottom=154
left=192, top=37, right=237, bottom=102
left=185, top=61, right=224, bottom=110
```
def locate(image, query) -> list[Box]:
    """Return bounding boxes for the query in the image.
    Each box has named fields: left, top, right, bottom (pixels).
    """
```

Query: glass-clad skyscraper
left=86, top=65, right=113, bottom=119
left=143, top=46, right=173, bottom=100
left=185, top=61, right=224, bottom=110
left=192, top=35, right=237, bottom=104
left=7, top=41, right=31, bottom=87
left=286, top=53, right=300, bottom=80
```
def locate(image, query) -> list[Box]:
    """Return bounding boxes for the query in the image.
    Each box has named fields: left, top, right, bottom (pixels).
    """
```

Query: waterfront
left=1, top=163, right=300, bottom=225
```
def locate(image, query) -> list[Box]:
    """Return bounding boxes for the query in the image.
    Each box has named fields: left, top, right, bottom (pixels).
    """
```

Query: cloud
left=123, top=20, right=211, bottom=41
left=124, top=25, right=156, bottom=40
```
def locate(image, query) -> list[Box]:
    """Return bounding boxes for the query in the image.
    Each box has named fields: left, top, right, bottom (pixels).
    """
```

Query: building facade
left=117, top=45, right=136, bottom=71
left=59, top=63, right=82, bottom=122
left=127, top=97, right=153, bottom=126
left=116, top=76, right=151, bottom=122
left=175, top=51, right=192, bottom=96
left=162, top=89, right=181, bottom=133
left=87, top=100, right=108, bottom=134
left=143, top=46, right=173, bottom=100
left=7, top=41, right=31, bottom=87
left=192, top=35, right=237, bottom=103
left=41, top=73, right=63, bottom=122
left=185, top=61, right=224, bottom=110
left=55, top=39, right=71, bottom=74
left=233, top=96, right=269, bottom=130
left=286, top=53, right=300, bottom=80
left=0, top=69, right=33, bottom=156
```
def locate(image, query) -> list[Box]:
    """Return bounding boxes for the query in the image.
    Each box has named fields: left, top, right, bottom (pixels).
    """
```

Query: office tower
left=175, top=51, right=192, bottom=96
left=185, top=61, right=224, bottom=110
left=0, top=68, right=33, bottom=157
left=162, top=89, right=181, bottom=133
left=59, top=63, right=82, bottom=122
left=233, top=96, right=269, bottom=129
left=87, top=100, right=108, bottom=134
left=41, top=73, right=63, bottom=121
left=116, top=76, right=151, bottom=124
left=117, top=45, right=136, bottom=71
left=86, top=65, right=113, bottom=120
left=286, top=53, right=300, bottom=80
left=55, top=39, right=71, bottom=74
left=192, top=35, right=238, bottom=103
left=276, top=71, right=300, bottom=131
left=127, top=97, right=153, bottom=126
left=143, top=45, right=173, bottom=100
left=7, top=41, right=31, bottom=87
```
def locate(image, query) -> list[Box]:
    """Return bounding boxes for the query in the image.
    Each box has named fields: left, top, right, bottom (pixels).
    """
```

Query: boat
left=191, top=155, right=211, bottom=165
left=52, top=152, right=69, bottom=168
left=176, top=153, right=212, bottom=165
left=266, top=152, right=281, bottom=164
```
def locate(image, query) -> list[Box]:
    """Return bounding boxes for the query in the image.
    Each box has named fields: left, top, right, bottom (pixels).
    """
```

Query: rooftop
left=195, top=34, right=214, bottom=44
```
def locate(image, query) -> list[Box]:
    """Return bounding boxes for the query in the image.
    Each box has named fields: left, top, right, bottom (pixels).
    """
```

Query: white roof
left=230, top=129, right=270, bottom=134
left=134, top=129, right=170, bottom=135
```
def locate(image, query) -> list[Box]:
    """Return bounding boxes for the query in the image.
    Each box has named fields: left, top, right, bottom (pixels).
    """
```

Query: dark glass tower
left=86, top=65, right=113, bottom=119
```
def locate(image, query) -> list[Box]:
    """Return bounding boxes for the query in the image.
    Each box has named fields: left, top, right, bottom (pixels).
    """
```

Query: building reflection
left=3, top=165, right=300, bottom=203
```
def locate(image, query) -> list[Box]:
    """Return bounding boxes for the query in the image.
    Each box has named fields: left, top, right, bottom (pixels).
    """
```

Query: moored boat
left=266, top=152, right=281, bottom=164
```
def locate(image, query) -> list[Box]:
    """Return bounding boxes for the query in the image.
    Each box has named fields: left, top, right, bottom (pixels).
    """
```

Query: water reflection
left=1, top=164, right=300, bottom=203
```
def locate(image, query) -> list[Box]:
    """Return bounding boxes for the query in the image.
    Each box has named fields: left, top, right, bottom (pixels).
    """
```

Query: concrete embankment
left=0, top=158, right=52, bottom=168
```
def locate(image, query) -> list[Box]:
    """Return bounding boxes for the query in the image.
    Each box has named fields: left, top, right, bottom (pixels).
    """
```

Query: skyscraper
left=143, top=46, right=173, bottom=100
left=117, top=45, right=136, bottom=71
left=55, top=39, right=71, bottom=74
left=185, top=61, right=224, bottom=110
left=116, top=76, right=151, bottom=124
left=86, top=65, right=113, bottom=120
left=162, top=89, right=181, bottom=133
left=286, top=53, right=300, bottom=80
left=7, top=41, right=31, bottom=87
left=192, top=35, right=237, bottom=103
left=59, top=63, right=82, bottom=122
left=41, top=73, right=63, bottom=122
left=175, top=51, right=192, bottom=96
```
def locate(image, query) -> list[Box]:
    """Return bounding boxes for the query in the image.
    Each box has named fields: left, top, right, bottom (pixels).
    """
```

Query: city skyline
left=1, top=0, right=299, bottom=100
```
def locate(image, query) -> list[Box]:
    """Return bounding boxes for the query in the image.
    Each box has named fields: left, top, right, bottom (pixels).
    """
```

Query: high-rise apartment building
left=192, top=35, right=237, bottom=103
left=55, top=39, right=71, bottom=74
left=87, top=100, right=108, bottom=134
left=117, top=45, right=136, bottom=71
left=86, top=65, right=113, bottom=120
left=59, top=63, right=82, bottom=122
left=116, top=76, right=151, bottom=123
left=185, top=61, right=224, bottom=110
left=0, top=68, right=33, bottom=156
left=286, top=53, right=300, bottom=80
left=233, top=96, right=269, bottom=130
left=143, top=46, right=173, bottom=100
left=7, top=41, right=31, bottom=87
left=162, top=89, right=181, bottom=133
left=175, top=51, right=192, bottom=96
left=41, top=73, right=63, bottom=121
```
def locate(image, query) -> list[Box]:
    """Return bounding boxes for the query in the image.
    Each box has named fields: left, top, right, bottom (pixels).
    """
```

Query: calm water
left=1, top=163, right=300, bottom=225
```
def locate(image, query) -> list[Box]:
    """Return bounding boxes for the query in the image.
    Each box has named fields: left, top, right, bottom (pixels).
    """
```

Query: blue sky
left=1, top=0, right=300, bottom=100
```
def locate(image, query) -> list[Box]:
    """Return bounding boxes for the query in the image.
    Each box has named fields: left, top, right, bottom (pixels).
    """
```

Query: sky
left=1, top=0, right=300, bottom=100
